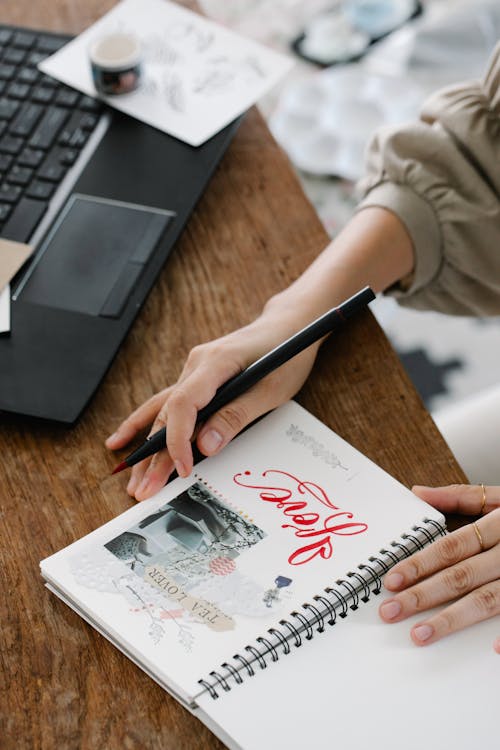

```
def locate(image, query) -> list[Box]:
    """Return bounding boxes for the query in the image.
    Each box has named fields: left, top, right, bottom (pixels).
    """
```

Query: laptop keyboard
left=0, top=25, right=103, bottom=244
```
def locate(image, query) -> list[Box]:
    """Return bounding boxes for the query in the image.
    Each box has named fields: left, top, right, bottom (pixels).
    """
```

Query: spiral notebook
left=40, top=401, right=498, bottom=749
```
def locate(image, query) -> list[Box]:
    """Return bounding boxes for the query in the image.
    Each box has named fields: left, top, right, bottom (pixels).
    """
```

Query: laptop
left=0, top=24, right=239, bottom=423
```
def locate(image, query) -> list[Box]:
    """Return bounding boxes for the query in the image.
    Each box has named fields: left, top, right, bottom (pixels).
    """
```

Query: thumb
left=196, top=394, right=264, bottom=457
left=196, top=375, right=290, bottom=457
left=196, top=349, right=317, bottom=458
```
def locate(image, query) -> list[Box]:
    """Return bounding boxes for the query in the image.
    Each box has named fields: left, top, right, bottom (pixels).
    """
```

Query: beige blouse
left=358, top=42, right=500, bottom=316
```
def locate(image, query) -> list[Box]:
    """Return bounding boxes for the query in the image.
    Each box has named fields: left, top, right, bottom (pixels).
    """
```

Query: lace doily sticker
left=70, top=545, right=133, bottom=593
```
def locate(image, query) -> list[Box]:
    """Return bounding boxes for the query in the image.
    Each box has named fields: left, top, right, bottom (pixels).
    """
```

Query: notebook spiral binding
left=198, top=518, right=446, bottom=699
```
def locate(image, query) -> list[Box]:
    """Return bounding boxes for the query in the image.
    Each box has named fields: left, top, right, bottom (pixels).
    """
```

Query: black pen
left=112, top=286, right=375, bottom=474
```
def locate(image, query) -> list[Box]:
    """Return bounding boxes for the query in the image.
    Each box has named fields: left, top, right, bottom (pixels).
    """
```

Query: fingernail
left=385, top=572, right=404, bottom=590
left=174, top=459, right=187, bottom=478
left=413, top=624, right=434, bottom=642
left=106, top=431, right=119, bottom=445
left=200, top=429, right=223, bottom=454
left=127, top=475, right=139, bottom=496
left=380, top=600, right=402, bottom=620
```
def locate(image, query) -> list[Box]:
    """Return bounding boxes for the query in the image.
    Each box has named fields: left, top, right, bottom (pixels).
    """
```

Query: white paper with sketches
left=39, top=0, right=293, bottom=146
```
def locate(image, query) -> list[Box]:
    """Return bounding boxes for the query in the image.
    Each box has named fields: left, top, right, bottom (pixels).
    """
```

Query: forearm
left=260, top=205, right=415, bottom=327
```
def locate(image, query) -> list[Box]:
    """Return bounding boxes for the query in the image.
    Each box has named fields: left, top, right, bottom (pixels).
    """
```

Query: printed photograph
left=105, top=481, right=266, bottom=587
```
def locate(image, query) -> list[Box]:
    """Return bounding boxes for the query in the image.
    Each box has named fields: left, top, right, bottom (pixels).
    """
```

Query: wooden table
left=0, top=2, right=466, bottom=749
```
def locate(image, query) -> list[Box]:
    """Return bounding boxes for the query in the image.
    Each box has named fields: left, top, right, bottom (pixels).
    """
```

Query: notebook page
left=196, top=595, right=499, bottom=750
left=41, top=401, right=444, bottom=704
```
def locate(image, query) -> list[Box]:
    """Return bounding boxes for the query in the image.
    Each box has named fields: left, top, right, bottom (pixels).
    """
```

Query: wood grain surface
left=0, top=2, right=466, bottom=749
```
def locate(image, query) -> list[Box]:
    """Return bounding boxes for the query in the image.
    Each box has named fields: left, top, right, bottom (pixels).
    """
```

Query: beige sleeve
left=357, top=42, right=500, bottom=316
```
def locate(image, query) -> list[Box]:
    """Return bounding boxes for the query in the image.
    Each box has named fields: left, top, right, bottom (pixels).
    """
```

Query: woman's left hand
left=378, top=484, right=500, bottom=652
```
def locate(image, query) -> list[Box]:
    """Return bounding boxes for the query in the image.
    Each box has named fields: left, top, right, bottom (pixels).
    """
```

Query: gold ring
left=473, top=521, right=485, bottom=552
left=480, top=483, right=487, bottom=514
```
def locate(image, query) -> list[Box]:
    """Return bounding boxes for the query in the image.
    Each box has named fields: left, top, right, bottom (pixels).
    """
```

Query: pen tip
left=111, top=461, right=128, bottom=475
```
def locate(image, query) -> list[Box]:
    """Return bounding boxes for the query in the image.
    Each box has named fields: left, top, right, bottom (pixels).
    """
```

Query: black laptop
left=0, top=25, right=239, bottom=423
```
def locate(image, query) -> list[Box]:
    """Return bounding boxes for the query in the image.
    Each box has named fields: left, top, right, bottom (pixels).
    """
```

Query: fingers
left=379, top=508, right=500, bottom=645
left=105, top=390, right=169, bottom=449
left=122, top=368, right=224, bottom=500
left=380, top=544, right=500, bottom=622
left=106, top=346, right=245, bottom=500
left=384, top=511, right=500, bottom=592
left=132, top=450, right=175, bottom=502
left=196, top=389, right=270, bottom=458
left=412, top=483, right=500, bottom=516
left=126, top=350, right=315, bottom=501
left=106, top=389, right=177, bottom=502
left=195, top=349, right=317, bottom=458
left=162, top=359, right=242, bottom=478
left=126, top=457, right=152, bottom=498
left=105, top=321, right=319, bottom=502
left=166, top=380, right=255, bottom=477
left=406, top=579, right=500, bottom=647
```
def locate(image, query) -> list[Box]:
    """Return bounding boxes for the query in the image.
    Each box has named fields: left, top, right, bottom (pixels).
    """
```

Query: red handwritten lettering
left=288, top=537, right=333, bottom=566
left=283, top=512, right=368, bottom=539
left=233, top=469, right=368, bottom=565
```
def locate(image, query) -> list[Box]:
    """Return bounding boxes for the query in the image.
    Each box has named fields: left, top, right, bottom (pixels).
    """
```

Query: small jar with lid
left=89, top=32, right=142, bottom=96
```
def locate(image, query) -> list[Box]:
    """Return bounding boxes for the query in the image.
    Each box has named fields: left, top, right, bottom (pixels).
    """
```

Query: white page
left=39, top=0, right=293, bottom=146
left=0, top=285, right=10, bottom=334
left=41, top=402, right=444, bottom=704
left=196, top=595, right=499, bottom=750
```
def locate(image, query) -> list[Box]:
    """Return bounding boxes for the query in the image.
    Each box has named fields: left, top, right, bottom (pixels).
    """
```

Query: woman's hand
left=105, top=205, right=417, bottom=502
left=379, top=484, right=500, bottom=652
left=105, top=305, right=321, bottom=501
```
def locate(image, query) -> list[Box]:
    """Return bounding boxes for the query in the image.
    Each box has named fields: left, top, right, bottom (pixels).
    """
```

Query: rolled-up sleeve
left=357, top=42, right=500, bottom=316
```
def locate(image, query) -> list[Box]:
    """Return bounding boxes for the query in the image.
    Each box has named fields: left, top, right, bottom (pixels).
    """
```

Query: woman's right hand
left=105, top=206, right=417, bottom=502
left=105, top=304, right=322, bottom=501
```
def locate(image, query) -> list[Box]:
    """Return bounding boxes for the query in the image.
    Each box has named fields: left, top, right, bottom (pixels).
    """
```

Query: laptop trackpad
left=19, top=194, right=174, bottom=318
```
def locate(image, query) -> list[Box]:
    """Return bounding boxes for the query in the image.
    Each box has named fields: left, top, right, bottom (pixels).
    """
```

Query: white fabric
left=433, top=384, right=500, bottom=485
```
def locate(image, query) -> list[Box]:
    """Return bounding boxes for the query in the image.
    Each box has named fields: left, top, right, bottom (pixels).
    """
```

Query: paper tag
left=0, top=238, right=33, bottom=291
left=0, top=284, right=10, bottom=334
